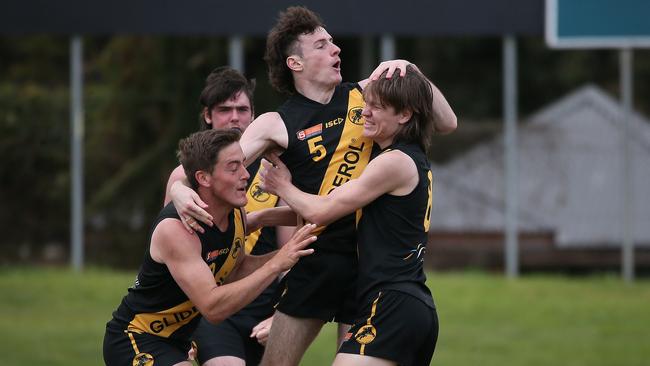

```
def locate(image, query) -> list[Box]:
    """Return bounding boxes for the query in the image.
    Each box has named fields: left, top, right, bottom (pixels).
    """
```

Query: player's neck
left=294, top=79, right=336, bottom=104
left=199, top=193, right=233, bottom=232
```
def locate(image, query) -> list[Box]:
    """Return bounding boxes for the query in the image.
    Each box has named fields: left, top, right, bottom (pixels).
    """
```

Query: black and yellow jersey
left=356, top=142, right=435, bottom=308
left=107, top=203, right=246, bottom=341
left=278, top=82, right=374, bottom=253
left=244, top=159, right=278, bottom=257
left=238, top=159, right=279, bottom=317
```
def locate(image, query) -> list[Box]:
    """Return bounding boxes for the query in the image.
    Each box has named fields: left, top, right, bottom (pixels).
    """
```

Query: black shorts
left=193, top=312, right=269, bottom=365
left=103, top=326, right=191, bottom=366
left=276, top=248, right=357, bottom=324
left=338, top=290, right=439, bottom=366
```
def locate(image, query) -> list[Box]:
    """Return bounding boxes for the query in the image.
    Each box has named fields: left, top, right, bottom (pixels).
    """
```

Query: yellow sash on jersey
left=127, top=300, right=199, bottom=338
left=314, top=88, right=373, bottom=235
left=213, top=208, right=246, bottom=285
left=244, top=171, right=279, bottom=254
left=128, top=208, right=246, bottom=338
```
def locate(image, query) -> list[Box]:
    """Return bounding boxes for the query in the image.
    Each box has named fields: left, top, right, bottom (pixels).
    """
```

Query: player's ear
left=203, top=107, right=212, bottom=126
left=287, top=55, right=303, bottom=72
left=398, top=109, right=413, bottom=125
left=195, top=170, right=211, bottom=187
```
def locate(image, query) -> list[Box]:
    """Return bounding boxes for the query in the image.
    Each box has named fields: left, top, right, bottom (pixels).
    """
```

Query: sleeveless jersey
left=277, top=82, right=374, bottom=252
left=236, top=159, right=279, bottom=316
left=108, top=203, right=246, bottom=341
left=356, top=142, right=435, bottom=308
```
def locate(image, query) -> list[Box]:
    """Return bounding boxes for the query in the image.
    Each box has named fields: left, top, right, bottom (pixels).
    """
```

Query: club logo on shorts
left=354, top=324, right=377, bottom=345
left=250, top=182, right=270, bottom=203
left=348, top=107, right=364, bottom=125
left=132, top=352, right=154, bottom=366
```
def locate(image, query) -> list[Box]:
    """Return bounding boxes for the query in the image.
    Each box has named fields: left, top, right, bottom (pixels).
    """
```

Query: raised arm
left=260, top=151, right=417, bottom=226
left=151, top=218, right=316, bottom=324
left=359, top=59, right=457, bottom=135
left=240, top=112, right=289, bottom=165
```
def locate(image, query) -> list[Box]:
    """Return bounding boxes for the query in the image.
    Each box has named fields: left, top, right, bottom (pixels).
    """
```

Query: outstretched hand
left=169, top=181, right=213, bottom=234
left=268, top=223, right=317, bottom=273
left=259, top=153, right=292, bottom=196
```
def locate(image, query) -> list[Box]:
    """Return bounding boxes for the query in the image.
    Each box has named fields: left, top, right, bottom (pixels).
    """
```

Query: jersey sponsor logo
left=326, top=139, right=367, bottom=194
left=148, top=306, right=199, bottom=334
left=348, top=107, right=364, bottom=125
left=313, top=88, right=372, bottom=236
left=296, top=123, right=323, bottom=141
left=403, top=243, right=426, bottom=262
left=132, top=352, right=154, bottom=366
left=206, top=247, right=230, bottom=261
left=128, top=300, right=200, bottom=338
left=324, top=117, right=344, bottom=129
left=250, top=181, right=271, bottom=202
left=354, top=324, right=377, bottom=345
left=344, top=332, right=353, bottom=341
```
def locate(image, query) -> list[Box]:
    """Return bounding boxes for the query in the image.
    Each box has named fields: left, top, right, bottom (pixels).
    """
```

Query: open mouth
left=332, top=60, right=341, bottom=70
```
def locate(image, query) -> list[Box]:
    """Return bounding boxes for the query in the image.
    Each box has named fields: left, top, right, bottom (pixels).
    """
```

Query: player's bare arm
left=151, top=218, right=315, bottom=324
left=260, top=151, right=417, bottom=226
left=245, top=206, right=297, bottom=235
left=240, top=112, right=289, bottom=164
left=167, top=112, right=289, bottom=232
left=224, top=221, right=317, bottom=284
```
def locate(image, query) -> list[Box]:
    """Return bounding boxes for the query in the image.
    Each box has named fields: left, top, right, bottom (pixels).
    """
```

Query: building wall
left=426, top=231, right=650, bottom=272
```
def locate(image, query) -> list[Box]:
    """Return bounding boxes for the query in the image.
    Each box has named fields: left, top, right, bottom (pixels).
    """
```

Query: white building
left=430, top=85, right=650, bottom=250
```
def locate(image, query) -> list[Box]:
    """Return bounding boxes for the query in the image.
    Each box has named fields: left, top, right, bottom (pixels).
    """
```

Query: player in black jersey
left=103, top=129, right=316, bottom=366
left=164, top=67, right=291, bottom=365
left=170, top=7, right=456, bottom=365
left=261, top=66, right=448, bottom=366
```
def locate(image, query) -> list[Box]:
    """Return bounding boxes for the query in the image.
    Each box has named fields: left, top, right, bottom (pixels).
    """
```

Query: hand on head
left=369, top=59, right=417, bottom=81
left=170, top=181, right=213, bottom=234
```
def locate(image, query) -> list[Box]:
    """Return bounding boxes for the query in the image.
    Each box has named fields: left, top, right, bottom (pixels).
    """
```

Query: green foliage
left=0, top=268, right=648, bottom=365
left=1, top=35, right=650, bottom=265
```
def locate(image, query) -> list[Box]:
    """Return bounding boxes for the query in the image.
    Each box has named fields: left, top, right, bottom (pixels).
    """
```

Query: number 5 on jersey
left=308, top=136, right=327, bottom=162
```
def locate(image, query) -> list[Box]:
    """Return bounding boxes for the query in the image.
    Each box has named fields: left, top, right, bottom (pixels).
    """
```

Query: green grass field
left=0, top=267, right=648, bottom=365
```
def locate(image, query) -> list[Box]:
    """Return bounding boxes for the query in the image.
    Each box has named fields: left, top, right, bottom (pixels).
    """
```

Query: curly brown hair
left=264, top=6, right=324, bottom=95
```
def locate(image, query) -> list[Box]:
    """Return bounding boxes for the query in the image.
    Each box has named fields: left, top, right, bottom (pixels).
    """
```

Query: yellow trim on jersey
left=315, top=88, right=373, bottom=235
left=127, top=300, right=200, bottom=338
left=127, top=208, right=246, bottom=338
left=127, top=331, right=140, bottom=354
left=213, top=208, right=246, bottom=285
left=244, top=170, right=279, bottom=254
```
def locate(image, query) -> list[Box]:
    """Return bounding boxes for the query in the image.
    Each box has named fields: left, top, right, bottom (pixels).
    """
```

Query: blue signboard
left=546, top=0, right=650, bottom=48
